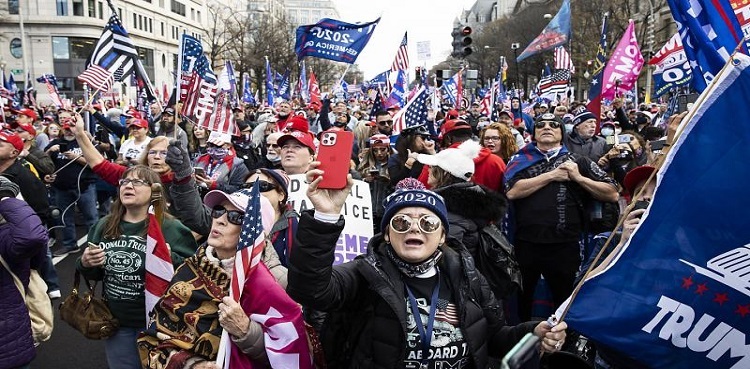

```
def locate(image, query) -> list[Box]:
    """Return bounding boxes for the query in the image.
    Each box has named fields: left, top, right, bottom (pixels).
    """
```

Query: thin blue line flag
left=516, top=0, right=570, bottom=62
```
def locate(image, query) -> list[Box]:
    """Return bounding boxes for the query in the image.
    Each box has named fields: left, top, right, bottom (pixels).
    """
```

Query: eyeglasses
left=534, top=120, right=562, bottom=129
left=389, top=214, right=442, bottom=234
left=148, top=150, right=168, bottom=157
left=118, top=178, right=150, bottom=187
left=483, top=136, right=501, bottom=142
left=211, top=205, right=244, bottom=225
left=377, top=120, right=393, bottom=126
left=266, top=143, right=280, bottom=149
left=241, top=180, right=277, bottom=192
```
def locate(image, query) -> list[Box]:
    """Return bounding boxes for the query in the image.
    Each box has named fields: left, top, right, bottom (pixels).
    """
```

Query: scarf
left=504, top=143, right=569, bottom=183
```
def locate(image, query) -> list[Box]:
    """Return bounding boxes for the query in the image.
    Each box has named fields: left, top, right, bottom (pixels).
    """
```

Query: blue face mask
left=601, top=127, right=615, bottom=137
left=564, top=123, right=574, bottom=134
left=120, top=116, right=127, bottom=126
left=208, top=147, right=229, bottom=161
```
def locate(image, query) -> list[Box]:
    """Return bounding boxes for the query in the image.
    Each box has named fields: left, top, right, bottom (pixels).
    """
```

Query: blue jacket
left=0, top=198, right=48, bottom=369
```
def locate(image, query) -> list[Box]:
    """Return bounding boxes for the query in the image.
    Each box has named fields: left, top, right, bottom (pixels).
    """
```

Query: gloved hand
left=0, top=176, right=20, bottom=200
left=165, top=139, right=193, bottom=181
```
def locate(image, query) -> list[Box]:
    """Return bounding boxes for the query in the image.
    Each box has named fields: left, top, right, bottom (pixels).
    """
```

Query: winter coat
left=564, top=131, right=608, bottom=162
left=194, top=153, right=249, bottom=194
left=287, top=211, right=537, bottom=369
left=435, top=182, right=507, bottom=257
left=0, top=198, right=48, bottom=369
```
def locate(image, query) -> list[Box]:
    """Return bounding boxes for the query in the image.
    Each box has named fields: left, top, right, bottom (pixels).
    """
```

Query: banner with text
left=287, top=175, right=374, bottom=264
left=295, top=17, right=381, bottom=64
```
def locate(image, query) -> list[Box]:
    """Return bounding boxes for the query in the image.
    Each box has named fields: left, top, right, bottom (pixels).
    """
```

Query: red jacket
left=92, top=160, right=174, bottom=187
left=417, top=144, right=506, bottom=192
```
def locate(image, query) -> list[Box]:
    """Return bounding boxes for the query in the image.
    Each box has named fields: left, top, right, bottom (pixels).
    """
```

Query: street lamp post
left=511, top=42, right=521, bottom=93
left=644, top=0, right=655, bottom=103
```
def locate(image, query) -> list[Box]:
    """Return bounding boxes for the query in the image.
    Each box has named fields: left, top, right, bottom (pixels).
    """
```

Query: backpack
left=0, top=255, right=54, bottom=345
left=475, top=223, right=523, bottom=299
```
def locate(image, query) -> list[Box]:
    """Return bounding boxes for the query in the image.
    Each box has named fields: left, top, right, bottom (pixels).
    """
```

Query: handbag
left=0, top=254, right=54, bottom=345
left=59, top=270, right=119, bottom=340
left=475, top=223, right=523, bottom=299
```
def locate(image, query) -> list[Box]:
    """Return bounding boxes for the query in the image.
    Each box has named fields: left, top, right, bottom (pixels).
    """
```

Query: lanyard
left=405, top=270, right=441, bottom=369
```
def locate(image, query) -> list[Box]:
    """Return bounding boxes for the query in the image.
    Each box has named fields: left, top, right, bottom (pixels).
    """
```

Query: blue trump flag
left=516, top=0, right=570, bottom=62
left=295, top=17, right=380, bottom=64
left=565, top=54, right=750, bottom=369
left=264, top=57, right=274, bottom=106
left=667, top=0, right=746, bottom=92
left=385, top=69, right=407, bottom=108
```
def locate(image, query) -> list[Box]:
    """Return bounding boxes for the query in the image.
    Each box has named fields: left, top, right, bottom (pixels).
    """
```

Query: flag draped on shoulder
left=667, top=0, right=746, bottom=92
left=178, top=34, right=236, bottom=135
left=144, top=211, right=173, bottom=323
left=295, top=17, right=380, bottom=64
left=650, top=34, right=692, bottom=98
left=216, top=181, right=313, bottom=369
left=516, top=0, right=570, bottom=62
left=391, top=32, right=409, bottom=71
left=565, top=53, right=750, bottom=369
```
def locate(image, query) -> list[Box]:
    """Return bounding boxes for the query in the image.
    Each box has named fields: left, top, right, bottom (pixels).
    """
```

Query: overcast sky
left=333, top=0, right=478, bottom=79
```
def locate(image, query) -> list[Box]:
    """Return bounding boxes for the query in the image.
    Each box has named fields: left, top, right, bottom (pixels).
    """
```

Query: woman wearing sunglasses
left=287, top=168, right=568, bottom=369
left=138, top=189, right=313, bottom=369
left=78, top=166, right=198, bottom=369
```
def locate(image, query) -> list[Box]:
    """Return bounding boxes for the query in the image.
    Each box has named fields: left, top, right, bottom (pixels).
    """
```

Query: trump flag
left=295, top=17, right=380, bottom=64
left=565, top=54, right=750, bottom=369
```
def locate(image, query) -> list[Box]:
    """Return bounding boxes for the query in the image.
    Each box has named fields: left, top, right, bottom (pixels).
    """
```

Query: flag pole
left=330, top=63, right=352, bottom=98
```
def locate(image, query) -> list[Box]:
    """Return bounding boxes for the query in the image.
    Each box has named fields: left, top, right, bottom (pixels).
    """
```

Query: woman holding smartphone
left=77, top=165, right=198, bottom=369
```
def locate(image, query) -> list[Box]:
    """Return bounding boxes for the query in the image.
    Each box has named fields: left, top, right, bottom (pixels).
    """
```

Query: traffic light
left=451, top=26, right=473, bottom=58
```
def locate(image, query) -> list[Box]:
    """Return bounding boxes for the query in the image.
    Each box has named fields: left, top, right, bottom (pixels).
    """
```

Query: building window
left=118, top=7, right=122, bottom=19
left=88, top=0, right=95, bottom=17
left=73, top=0, right=83, bottom=16
left=52, top=37, right=70, bottom=59
left=57, top=0, right=68, bottom=15
left=138, top=47, right=154, bottom=67
left=139, top=14, right=143, bottom=30
left=190, top=8, right=194, bottom=20
left=196, top=10, right=200, bottom=23
left=133, top=13, right=137, bottom=28
left=98, top=1, right=103, bottom=19
left=9, top=0, right=19, bottom=14
left=70, top=38, right=97, bottom=59
left=159, top=0, right=163, bottom=7
left=170, top=0, right=185, bottom=16
left=148, top=18, right=152, bottom=33
left=160, top=21, right=165, bottom=36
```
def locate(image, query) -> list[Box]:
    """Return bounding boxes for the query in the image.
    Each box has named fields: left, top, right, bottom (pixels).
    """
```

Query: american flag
left=392, top=86, right=428, bottom=134
left=479, top=87, right=493, bottom=117
left=79, top=65, right=115, bottom=92
left=23, top=71, right=36, bottom=107
left=299, top=61, right=309, bottom=102
left=436, top=299, right=459, bottom=325
left=554, top=46, right=575, bottom=73
left=37, top=74, right=63, bottom=107
left=144, top=211, right=173, bottom=323
left=537, top=69, right=570, bottom=97
left=391, top=32, right=409, bottom=72
left=369, top=89, right=385, bottom=120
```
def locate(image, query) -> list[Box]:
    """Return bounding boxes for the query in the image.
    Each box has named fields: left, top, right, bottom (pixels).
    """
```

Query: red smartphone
left=316, top=130, right=354, bottom=189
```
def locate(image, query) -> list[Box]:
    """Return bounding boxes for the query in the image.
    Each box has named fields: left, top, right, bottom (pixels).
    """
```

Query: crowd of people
left=0, top=93, right=679, bottom=369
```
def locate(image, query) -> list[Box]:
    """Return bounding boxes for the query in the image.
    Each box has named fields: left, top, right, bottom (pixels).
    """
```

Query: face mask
left=266, top=151, right=280, bottom=163
left=601, top=127, right=615, bottom=137
left=564, top=123, right=574, bottom=134
left=208, top=147, right=229, bottom=161
left=120, top=116, right=127, bottom=126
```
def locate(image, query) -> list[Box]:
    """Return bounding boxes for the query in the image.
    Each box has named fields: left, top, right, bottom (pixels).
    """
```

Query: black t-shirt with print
left=403, top=271, right=470, bottom=369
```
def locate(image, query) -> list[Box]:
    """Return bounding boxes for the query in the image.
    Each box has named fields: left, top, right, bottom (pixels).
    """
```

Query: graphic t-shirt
left=84, top=217, right=198, bottom=327
left=119, top=137, right=152, bottom=161
left=403, top=272, right=469, bottom=369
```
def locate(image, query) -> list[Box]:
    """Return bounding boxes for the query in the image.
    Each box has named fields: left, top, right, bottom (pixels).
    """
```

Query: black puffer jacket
left=288, top=211, right=536, bottom=369
left=435, top=182, right=507, bottom=257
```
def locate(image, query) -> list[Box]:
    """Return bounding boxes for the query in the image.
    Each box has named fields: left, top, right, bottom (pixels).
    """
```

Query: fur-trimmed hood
left=435, top=182, right=507, bottom=222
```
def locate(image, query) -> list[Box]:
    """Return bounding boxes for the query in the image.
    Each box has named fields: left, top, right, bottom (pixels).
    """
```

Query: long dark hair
left=102, top=165, right=170, bottom=239
left=394, top=133, right=420, bottom=165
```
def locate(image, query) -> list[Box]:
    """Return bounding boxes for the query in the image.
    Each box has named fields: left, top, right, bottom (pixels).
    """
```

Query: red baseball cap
left=284, top=115, right=310, bottom=133
left=277, top=130, right=316, bottom=153
left=369, top=134, right=390, bottom=148
left=15, top=108, right=39, bottom=121
left=127, top=118, right=149, bottom=129
left=0, top=130, right=24, bottom=151
left=11, top=121, right=36, bottom=136
left=438, top=119, right=471, bottom=140
left=623, top=165, right=656, bottom=198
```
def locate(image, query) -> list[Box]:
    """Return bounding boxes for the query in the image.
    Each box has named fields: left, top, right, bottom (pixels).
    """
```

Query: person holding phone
left=287, top=171, right=568, bottom=369
left=357, top=134, right=394, bottom=233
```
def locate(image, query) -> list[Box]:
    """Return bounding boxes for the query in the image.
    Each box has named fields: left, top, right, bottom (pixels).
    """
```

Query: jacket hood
left=435, top=182, right=507, bottom=221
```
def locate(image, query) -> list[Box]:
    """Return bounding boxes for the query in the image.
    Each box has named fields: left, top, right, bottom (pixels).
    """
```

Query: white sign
left=287, top=175, right=374, bottom=264
left=416, top=41, right=431, bottom=61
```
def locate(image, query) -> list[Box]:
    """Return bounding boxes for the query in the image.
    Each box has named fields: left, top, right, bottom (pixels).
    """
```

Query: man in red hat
left=305, top=102, right=322, bottom=134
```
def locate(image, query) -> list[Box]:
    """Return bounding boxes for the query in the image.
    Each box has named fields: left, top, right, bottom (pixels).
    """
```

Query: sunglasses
left=211, top=205, right=244, bottom=225
left=534, top=120, right=562, bottom=129
left=389, top=214, right=442, bottom=234
left=377, top=120, right=393, bottom=126
left=241, top=180, right=277, bottom=192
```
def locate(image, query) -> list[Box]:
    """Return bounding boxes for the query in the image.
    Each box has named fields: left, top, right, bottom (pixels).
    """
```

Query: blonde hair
left=479, top=123, right=518, bottom=163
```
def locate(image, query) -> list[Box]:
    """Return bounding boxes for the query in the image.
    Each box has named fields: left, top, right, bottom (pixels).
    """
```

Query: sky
left=333, top=0, right=478, bottom=79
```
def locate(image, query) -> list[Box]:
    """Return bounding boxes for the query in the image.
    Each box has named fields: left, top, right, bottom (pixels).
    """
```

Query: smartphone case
left=317, top=130, right=354, bottom=189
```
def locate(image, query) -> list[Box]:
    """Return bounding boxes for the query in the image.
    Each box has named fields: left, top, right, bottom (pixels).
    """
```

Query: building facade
left=283, top=0, right=338, bottom=26
left=0, top=0, right=209, bottom=103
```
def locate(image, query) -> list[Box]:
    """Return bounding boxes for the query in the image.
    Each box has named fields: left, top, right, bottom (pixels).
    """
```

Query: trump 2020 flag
left=601, top=20, right=644, bottom=99
left=295, top=17, right=380, bottom=64
left=516, top=0, right=570, bottom=62
left=565, top=53, right=750, bottom=369
left=667, top=0, right=746, bottom=92
left=650, top=33, right=692, bottom=98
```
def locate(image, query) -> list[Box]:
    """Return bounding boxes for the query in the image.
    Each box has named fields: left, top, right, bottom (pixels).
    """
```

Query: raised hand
left=305, top=161, right=354, bottom=215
